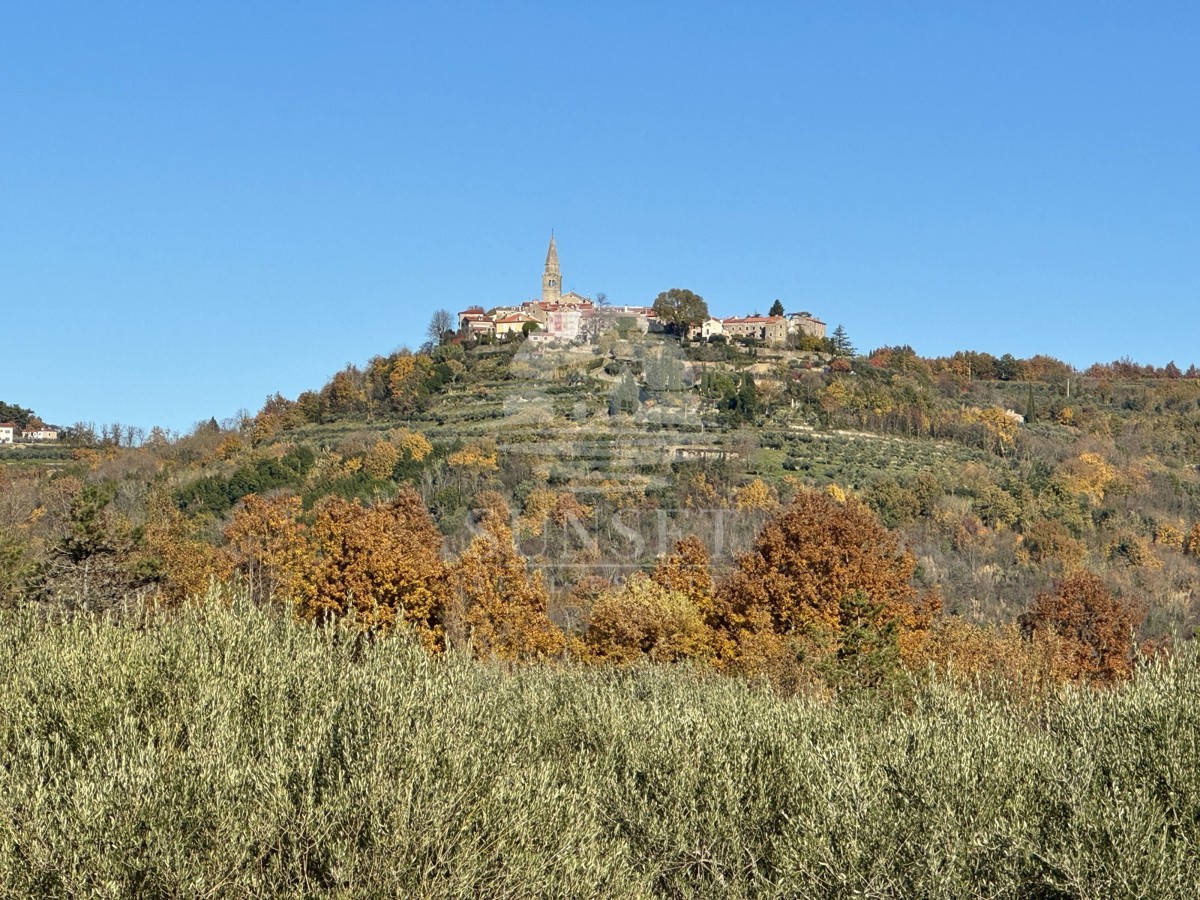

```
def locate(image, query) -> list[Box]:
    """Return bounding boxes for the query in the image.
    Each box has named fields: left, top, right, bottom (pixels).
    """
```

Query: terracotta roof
left=723, top=315, right=786, bottom=325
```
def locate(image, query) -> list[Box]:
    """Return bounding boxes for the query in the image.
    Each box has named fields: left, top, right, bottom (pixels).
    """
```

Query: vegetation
left=7, top=323, right=1200, bottom=891
left=0, top=599, right=1195, bottom=896
left=651, top=287, right=709, bottom=334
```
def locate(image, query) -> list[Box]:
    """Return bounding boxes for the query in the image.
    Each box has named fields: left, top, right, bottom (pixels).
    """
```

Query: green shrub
left=0, top=598, right=1197, bottom=896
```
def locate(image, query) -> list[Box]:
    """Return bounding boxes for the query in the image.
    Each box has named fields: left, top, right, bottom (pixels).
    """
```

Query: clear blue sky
left=3, top=1, right=1198, bottom=433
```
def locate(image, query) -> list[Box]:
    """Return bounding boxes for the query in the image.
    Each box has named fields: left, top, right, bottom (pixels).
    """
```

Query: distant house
left=722, top=315, right=789, bottom=346
left=0, top=423, right=14, bottom=444
left=494, top=312, right=539, bottom=338
left=688, top=317, right=726, bottom=341
left=23, top=427, right=59, bottom=441
left=788, top=312, right=827, bottom=339
left=457, top=307, right=496, bottom=338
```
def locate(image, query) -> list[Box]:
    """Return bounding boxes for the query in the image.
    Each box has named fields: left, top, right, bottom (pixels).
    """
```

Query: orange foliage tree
left=713, top=488, right=938, bottom=685
left=140, top=497, right=234, bottom=605
left=1019, top=572, right=1145, bottom=683
left=651, top=535, right=716, bottom=617
left=300, top=490, right=448, bottom=649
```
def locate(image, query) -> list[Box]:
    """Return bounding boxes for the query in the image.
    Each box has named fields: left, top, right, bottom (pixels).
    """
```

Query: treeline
left=0, top=401, right=39, bottom=429
left=249, top=345, right=469, bottom=438
left=5, top=461, right=1149, bottom=695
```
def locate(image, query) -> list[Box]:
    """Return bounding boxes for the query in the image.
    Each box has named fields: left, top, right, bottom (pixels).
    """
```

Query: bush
left=0, top=600, right=1197, bottom=896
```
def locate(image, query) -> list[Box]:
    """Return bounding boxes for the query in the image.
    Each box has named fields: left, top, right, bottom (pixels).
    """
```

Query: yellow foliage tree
left=1154, top=523, right=1185, bottom=550
left=224, top=494, right=311, bottom=604
left=392, top=428, right=432, bottom=461
left=363, top=440, right=401, bottom=479
left=447, top=440, right=498, bottom=473
left=734, top=477, right=778, bottom=511
left=585, top=574, right=712, bottom=664
left=447, top=517, right=564, bottom=660
left=142, top=498, right=234, bottom=605
left=1061, top=451, right=1116, bottom=505
left=388, top=353, right=434, bottom=415
left=1185, top=523, right=1200, bottom=556
left=965, top=407, right=1019, bottom=454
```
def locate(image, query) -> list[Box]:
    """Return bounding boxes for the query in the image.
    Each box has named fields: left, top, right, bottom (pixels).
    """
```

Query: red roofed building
left=494, top=312, right=539, bottom=337
left=721, top=315, right=788, bottom=346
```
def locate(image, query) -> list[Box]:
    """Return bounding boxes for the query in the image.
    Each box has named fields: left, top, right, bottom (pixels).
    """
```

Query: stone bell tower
left=542, top=233, right=562, bottom=305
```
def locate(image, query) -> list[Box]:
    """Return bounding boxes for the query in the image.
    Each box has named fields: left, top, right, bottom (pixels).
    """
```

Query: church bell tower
left=542, top=234, right=562, bottom=305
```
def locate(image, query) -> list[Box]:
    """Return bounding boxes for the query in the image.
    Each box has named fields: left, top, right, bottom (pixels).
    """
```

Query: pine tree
left=832, top=324, right=855, bottom=357
left=769, top=299, right=785, bottom=317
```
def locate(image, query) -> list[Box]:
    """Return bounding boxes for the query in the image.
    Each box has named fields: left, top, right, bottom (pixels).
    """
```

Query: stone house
left=788, top=312, right=827, bottom=339
left=721, top=315, right=789, bottom=346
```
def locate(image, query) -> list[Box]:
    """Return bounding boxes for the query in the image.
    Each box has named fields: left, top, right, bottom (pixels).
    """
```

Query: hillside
left=3, top=326, right=1200, bottom=688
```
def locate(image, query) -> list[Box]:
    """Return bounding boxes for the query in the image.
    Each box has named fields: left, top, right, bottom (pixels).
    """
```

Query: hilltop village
left=456, top=236, right=830, bottom=348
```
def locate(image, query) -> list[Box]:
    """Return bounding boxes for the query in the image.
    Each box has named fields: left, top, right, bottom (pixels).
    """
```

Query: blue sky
left=2, top=2, right=1198, bottom=432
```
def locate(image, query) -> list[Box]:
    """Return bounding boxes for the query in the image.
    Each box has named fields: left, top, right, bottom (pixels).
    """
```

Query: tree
left=583, top=291, right=614, bottom=340
left=299, top=491, right=449, bottom=649
left=651, top=288, right=709, bottom=335
left=446, top=515, right=564, bottom=659
left=1019, top=572, right=1144, bottom=683
left=427, top=309, right=454, bottom=345
left=713, top=488, right=938, bottom=683
left=996, top=353, right=1021, bottom=381
left=769, top=299, right=785, bottom=317
left=585, top=574, right=711, bottom=664
left=224, top=494, right=310, bottom=605
left=832, top=324, right=855, bottom=357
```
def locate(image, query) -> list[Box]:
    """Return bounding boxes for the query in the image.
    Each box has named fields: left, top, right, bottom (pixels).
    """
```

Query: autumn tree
left=224, top=493, right=310, bottom=604
left=388, top=352, right=435, bottom=416
left=300, top=490, right=448, bottom=649
left=713, top=488, right=938, bottom=685
left=651, top=535, right=715, bottom=615
left=446, top=514, right=564, bottom=660
left=141, top=496, right=234, bottom=604
left=1019, top=572, right=1144, bottom=683
left=585, top=574, right=712, bottom=664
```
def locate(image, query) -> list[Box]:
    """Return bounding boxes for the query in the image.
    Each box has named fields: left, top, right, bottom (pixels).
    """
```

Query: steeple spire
left=542, top=233, right=561, bottom=305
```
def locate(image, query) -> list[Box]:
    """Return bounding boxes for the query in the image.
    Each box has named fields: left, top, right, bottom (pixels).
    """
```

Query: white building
left=0, top=423, right=15, bottom=444
left=688, top=317, right=726, bottom=341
